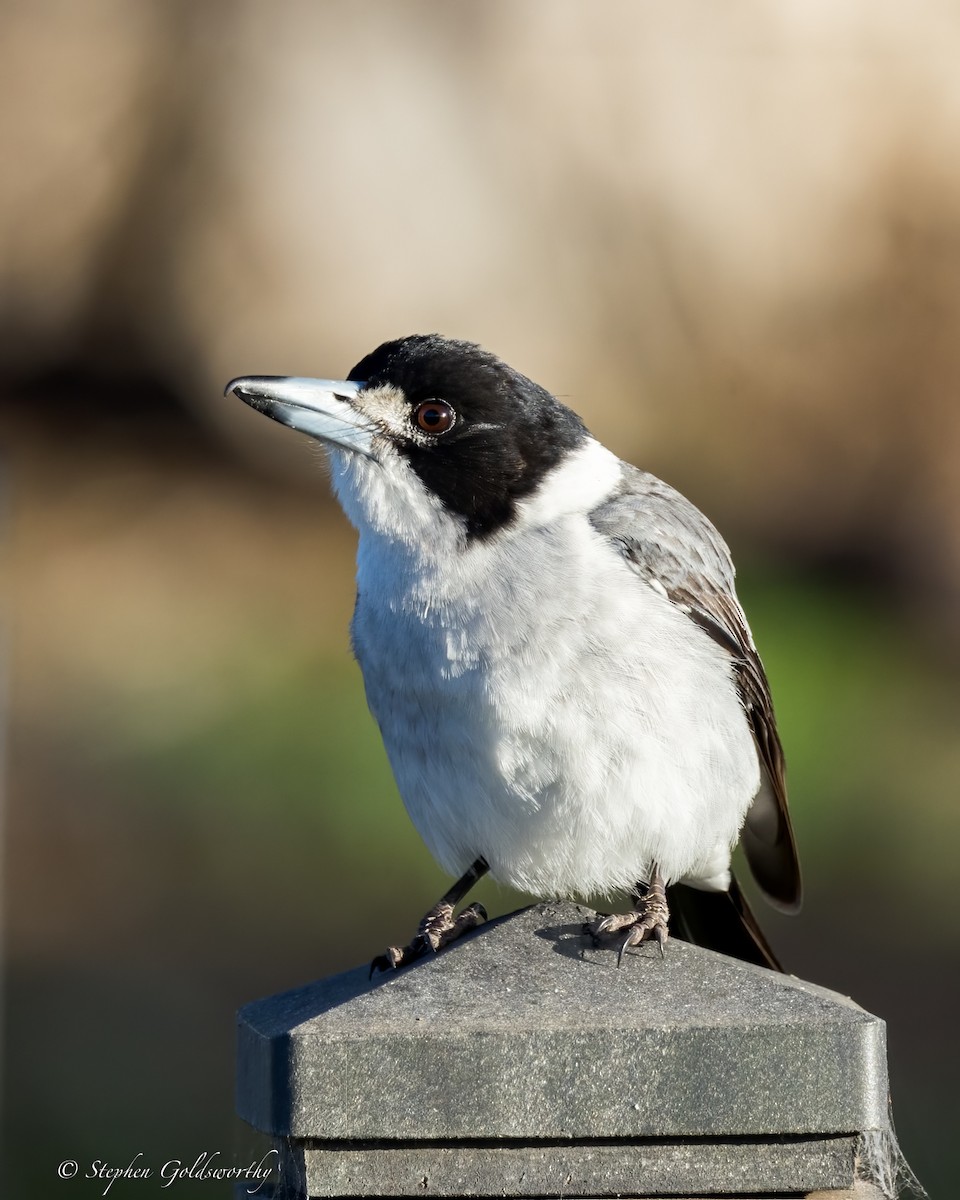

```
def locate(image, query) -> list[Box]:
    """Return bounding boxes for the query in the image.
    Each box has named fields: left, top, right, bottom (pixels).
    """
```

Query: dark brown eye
left=413, top=400, right=456, bottom=434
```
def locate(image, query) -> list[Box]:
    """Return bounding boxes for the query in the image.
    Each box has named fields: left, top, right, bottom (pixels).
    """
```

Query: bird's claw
left=370, top=901, right=488, bottom=975
left=586, top=868, right=670, bottom=966
left=614, top=914, right=668, bottom=967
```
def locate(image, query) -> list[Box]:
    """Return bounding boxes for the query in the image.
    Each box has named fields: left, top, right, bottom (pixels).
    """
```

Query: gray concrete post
left=237, top=901, right=896, bottom=1198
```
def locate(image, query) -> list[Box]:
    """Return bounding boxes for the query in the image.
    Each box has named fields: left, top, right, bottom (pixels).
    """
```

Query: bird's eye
left=413, top=400, right=456, bottom=434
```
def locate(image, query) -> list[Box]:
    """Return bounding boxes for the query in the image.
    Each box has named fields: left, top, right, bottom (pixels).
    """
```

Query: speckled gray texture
left=237, top=902, right=888, bottom=1146
left=296, top=1135, right=855, bottom=1196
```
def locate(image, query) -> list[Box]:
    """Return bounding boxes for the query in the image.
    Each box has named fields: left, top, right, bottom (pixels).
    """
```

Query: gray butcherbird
left=227, top=335, right=800, bottom=971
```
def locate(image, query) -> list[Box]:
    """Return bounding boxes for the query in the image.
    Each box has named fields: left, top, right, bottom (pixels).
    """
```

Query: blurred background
left=2, top=1, right=958, bottom=1195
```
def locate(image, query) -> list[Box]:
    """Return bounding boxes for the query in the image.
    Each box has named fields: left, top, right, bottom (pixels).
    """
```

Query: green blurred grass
left=741, top=574, right=960, bottom=923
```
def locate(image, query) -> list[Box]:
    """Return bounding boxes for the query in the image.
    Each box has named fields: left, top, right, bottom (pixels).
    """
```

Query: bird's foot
left=371, top=899, right=488, bottom=975
left=586, top=868, right=670, bottom=966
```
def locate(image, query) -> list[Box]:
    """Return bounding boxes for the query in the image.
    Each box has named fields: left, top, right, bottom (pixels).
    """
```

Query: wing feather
left=589, top=467, right=801, bottom=911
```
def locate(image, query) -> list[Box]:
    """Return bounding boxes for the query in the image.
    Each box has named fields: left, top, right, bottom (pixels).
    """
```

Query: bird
left=227, top=335, right=801, bottom=972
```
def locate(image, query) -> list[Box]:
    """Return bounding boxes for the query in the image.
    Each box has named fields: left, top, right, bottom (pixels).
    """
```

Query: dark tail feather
left=666, top=874, right=783, bottom=971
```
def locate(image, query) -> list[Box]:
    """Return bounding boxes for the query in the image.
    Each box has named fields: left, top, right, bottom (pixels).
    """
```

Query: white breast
left=349, top=442, right=760, bottom=900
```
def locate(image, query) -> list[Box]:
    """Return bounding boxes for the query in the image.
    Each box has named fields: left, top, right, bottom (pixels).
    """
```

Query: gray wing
left=589, top=466, right=801, bottom=912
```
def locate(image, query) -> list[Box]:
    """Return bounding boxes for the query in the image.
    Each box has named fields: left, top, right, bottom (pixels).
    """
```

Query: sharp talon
left=616, top=928, right=638, bottom=968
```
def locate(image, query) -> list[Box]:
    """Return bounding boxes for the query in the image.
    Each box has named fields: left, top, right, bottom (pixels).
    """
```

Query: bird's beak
left=226, top=375, right=376, bottom=459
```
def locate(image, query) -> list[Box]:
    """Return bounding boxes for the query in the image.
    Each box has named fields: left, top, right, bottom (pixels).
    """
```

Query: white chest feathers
left=350, top=493, right=760, bottom=900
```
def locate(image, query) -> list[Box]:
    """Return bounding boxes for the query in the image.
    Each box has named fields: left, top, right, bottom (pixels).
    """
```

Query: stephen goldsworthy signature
left=57, top=1149, right=278, bottom=1195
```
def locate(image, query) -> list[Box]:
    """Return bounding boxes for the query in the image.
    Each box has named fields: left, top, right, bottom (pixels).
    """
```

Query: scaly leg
left=588, top=863, right=670, bottom=966
left=371, top=858, right=489, bottom=974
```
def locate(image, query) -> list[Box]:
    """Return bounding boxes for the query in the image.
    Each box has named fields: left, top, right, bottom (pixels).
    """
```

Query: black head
left=348, top=334, right=588, bottom=537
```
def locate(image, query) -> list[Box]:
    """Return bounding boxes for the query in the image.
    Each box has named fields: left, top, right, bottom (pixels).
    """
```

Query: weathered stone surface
left=297, top=1134, right=856, bottom=1196
left=237, top=902, right=888, bottom=1144
left=808, top=1186, right=887, bottom=1199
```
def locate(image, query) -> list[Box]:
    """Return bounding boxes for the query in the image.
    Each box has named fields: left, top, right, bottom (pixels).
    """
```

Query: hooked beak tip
left=224, top=374, right=377, bottom=460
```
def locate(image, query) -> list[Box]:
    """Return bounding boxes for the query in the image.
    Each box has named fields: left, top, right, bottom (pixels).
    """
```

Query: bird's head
left=228, top=335, right=597, bottom=549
